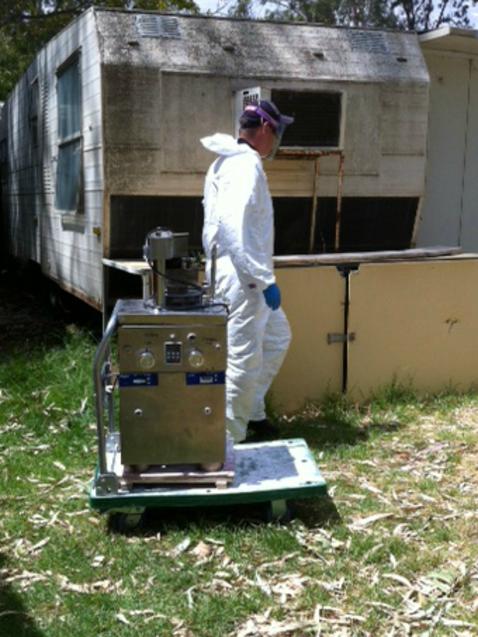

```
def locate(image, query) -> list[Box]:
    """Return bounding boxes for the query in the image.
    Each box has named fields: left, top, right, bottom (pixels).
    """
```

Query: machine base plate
left=116, top=435, right=235, bottom=488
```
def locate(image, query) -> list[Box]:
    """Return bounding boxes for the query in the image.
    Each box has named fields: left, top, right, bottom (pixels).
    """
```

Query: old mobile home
left=1, top=8, right=429, bottom=312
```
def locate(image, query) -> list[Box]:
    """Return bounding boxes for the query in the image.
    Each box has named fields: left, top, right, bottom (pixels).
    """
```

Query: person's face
left=256, top=121, right=278, bottom=158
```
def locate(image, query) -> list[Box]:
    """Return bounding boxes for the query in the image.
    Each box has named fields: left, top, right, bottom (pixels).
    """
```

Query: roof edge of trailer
left=420, top=24, right=478, bottom=55
left=30, top=6, right=95, bottom=58
left=90, top=6, right=419, bottom=36
left=94, top=9, right=427, bottom=85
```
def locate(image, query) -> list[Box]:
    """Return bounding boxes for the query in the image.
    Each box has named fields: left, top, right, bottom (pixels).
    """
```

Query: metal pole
left=309, top=158, right=321, bottom=254
left=334, top=153, right=345, bottom=252
left=153, top=257, right=167, bottom=307
left=142, top=271, right=151, bottom=301
left=106, top=363, right=115, bottom=434
left=93, top=306, right=118, bottom=475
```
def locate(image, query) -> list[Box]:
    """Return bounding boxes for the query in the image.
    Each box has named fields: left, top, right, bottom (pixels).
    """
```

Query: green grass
left=1, top=280, right=478, bottom=636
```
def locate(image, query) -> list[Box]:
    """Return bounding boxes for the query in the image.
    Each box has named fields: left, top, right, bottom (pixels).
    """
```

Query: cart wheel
left=108, top=511, right=144, bottom=533
left=265, top=499, right=292, bottom=523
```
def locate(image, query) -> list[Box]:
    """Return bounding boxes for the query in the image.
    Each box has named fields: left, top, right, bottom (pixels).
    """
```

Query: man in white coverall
left=201, top=100, right=294, bottom=443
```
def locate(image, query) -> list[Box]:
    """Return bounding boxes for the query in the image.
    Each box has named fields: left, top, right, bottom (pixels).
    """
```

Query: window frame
left=29, top=77, right=40, bottom=151
left=271, top=88, right=346, bottom=151
left=55, top=51, right=83, bottom=218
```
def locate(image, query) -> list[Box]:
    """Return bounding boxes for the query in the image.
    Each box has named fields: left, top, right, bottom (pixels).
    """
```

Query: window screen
left=55, top=56, right=82, bottom=213
left=271, top=90, right=342, bottom=148
left=29, top=80, right=39, bottom=149
left=55, top=140, right=81, bottom=211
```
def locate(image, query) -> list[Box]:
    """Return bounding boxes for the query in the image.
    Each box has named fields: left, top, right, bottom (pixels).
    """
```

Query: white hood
left=201, top=133, right=255, bottom=157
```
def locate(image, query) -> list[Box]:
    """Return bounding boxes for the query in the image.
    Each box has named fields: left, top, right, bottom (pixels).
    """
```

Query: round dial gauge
left=188, top=349, right=205, bottom=368
left=138, top=350, right=156, bottom=370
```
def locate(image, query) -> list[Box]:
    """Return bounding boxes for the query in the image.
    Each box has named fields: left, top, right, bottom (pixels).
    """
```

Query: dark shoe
left=238, top=431, right=268, bottom=443
left=244, top=419, right=279, bottom=442
left=248, top=419, right=279, bottom=436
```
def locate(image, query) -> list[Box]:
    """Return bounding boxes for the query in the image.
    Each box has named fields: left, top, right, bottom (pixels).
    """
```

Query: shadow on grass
left=0, top=554, right=45, bottom=637
left=0, top=265, right=101, bottom=357
left=111, top=495, right=340, bottom=536
left=292, top=493, right=341, bottom=527
left=275, top=394, right=406, bottom=453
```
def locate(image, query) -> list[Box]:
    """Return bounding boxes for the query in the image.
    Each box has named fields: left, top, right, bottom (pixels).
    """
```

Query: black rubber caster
left=108, top=511, right=144, bottom=533
left=264, top=499, right=293, bottom=523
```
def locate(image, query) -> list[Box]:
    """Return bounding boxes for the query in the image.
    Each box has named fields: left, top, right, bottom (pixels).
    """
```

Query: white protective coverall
left=201, top=133, right=291, bottom=442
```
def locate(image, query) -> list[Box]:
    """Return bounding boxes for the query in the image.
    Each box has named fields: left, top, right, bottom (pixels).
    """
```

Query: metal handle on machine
left=93, top=307, right=118, bottom=475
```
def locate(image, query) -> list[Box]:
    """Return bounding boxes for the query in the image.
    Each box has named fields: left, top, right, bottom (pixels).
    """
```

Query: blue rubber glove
left=263, top=283, right=281, bottom=310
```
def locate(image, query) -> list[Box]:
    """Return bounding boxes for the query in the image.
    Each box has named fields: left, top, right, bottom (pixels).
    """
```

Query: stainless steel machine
left=117, top=302, right=226, bottom=467
left=90, top=228, right=327, bottom=529
left=93, top=228, right=230, bottom=495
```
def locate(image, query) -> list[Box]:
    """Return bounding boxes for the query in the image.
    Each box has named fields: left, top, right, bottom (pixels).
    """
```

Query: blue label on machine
left=186, top=372, right=225, bottom=386
left=119, top=373, right=158, bottom=387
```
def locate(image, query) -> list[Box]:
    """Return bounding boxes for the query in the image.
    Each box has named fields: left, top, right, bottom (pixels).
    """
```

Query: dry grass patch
left=0, top=272, right=477, bottom=636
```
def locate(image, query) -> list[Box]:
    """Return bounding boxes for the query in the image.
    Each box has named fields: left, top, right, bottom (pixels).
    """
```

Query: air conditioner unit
left=234, top=87, right=270, bottom=137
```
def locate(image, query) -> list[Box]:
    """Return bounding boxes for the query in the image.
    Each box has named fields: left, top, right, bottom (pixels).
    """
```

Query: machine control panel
left=164, top=341, right=182, bottom=364
left=118, top=321, right=226, bottom=373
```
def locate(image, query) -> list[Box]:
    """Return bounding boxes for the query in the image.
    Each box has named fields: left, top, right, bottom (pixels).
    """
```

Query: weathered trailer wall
left=1, top=9, right=104, bottom=306
left=103, top=71, right=428, bottom=199
left=417, top=48, right=478, bottom=251
left=98, top=12, right=429, bottom=259
left=267, top=82, right=427, bottom=200
left=271, top=257, right=478, bottom=412
left=102, top=70, right=427, bottom=257
left=102, top=69, right=232, bottom=199
left=1, top=61, right=42, bottom=263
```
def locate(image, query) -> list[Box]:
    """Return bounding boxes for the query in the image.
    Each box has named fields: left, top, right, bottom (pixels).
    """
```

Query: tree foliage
left=0, top=0, right=198, bottom=101
left=229, top=0, right=477, bottom=31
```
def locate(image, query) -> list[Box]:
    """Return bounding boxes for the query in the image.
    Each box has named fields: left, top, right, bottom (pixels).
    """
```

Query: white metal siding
left=3, top=9, right=105, bottom=306
left=418, top=54, right=470, bottom=247
left=460, top=58, right=478, bottom=251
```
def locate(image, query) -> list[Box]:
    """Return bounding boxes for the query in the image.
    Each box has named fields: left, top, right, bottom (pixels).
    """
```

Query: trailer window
left=29, top=79, right=39, bottom=150
left=0, top=138, right=7, bottom=182
left=271, top=90, right=342, bottom=148
left=55, top=55, right=82, bottom=213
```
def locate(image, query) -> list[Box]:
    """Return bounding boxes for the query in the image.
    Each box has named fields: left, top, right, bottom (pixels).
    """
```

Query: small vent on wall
left=136, top=15, right=181, bottom=39
left=346, top=30, right=389, bottom=54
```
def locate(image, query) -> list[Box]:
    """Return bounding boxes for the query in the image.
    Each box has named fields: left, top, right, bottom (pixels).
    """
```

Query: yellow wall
left=271, top=266, right=344, bottom=412
left=272, top=258, right=478, bottom=412
left=347, top=259, right=478, bottom=398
